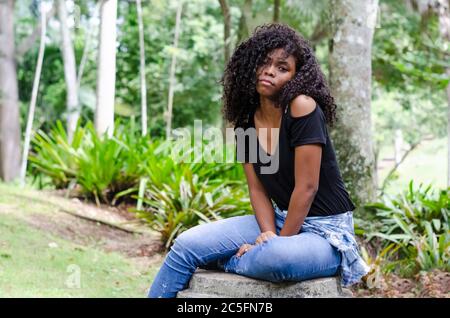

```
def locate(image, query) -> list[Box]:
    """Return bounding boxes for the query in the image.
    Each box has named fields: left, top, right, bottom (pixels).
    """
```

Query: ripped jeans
left=147, top=207, right=343, bottom=298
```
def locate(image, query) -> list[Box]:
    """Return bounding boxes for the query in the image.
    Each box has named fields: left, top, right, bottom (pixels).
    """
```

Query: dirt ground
left=2, top=188, right=166, bottom=270
left=350, top=270, right=450, bottom=298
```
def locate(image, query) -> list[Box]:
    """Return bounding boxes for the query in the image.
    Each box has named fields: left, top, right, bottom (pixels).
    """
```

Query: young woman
left=148, top=23, right=369, bottom=298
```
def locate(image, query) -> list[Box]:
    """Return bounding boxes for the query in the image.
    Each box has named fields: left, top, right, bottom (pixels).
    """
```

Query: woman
left=148, top=23, right=369, bottom=298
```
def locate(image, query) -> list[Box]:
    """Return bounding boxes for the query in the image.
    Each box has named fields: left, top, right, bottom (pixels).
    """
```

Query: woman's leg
left=222, top=231, right=341, bottom=283
left=148, top=215, right=261, bottom=298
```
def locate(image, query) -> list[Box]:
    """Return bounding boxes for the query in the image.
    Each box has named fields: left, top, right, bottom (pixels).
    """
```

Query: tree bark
left=19, top=3, right=47, bottom=186
left=236, top=0, right=253, bottom=47
left=273, top=0, right=280, bottom=22
left=95, top=0, right=117, bottom=138
left=219, top=0, right=231, bottom=138
left=0, top=0, right=21, bottom=182
left=328, top=0, right=379, bottom=206
left=16, top=4, right=56, bottom=60
left=77, top=1, right=101, bottom=89
left=165, top=0, right=183, bottom=140
left=57, top=0, right=80, bottom=143
left=136, top=0, right=148, bottom=137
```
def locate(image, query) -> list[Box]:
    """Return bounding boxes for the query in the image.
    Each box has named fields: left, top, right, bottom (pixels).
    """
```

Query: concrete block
left=176, top=269, right=352, bottom=298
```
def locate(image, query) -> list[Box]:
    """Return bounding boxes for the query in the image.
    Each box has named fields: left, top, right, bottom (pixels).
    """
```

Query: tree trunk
left=273, top=0, right=280, bottom=22
left=57, top=0, right=79, bottom=143
left=136, top=0, right=148, bottom=137
left=16, top=4, right=56, bottom=59
left=435, top=0, right=450, bottom=187
left=165, top=0, right=183, bottom=140
left=136, top=0, right=149, bottom=211
left=77, top=1, right=101, bottom=89
left=0, top=0, right=21, bottom=182
left=236, top=0, right=253, bottom=47
left=219, top=0, right=231, bottom=138
left=95, top=0, right=117, bottom=138
left=19, top=3, right=47, bottom=186
left=328, top=0, right=379, bottom=206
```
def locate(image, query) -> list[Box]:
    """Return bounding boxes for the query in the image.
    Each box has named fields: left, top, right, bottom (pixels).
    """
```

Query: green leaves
left=131, top=161, right=251, bottom=250
left=29, top=120, right=84, bottom=188
left=30, top=120, right=149, bottom=204
left=364, top=180, right=450, bottom=274
left=30, top=120, right=251, bottom=250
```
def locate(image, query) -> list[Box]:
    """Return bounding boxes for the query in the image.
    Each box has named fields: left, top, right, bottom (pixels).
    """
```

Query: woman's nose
left=263, top=65, right=275, bottom=76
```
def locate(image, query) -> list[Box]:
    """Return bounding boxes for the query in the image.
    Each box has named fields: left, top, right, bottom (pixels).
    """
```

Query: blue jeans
left=147, top=208, right=342, bottom=298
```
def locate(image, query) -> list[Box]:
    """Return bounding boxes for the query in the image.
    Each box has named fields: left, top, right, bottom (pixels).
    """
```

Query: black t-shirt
left=234, top=103, right=356, bottom=216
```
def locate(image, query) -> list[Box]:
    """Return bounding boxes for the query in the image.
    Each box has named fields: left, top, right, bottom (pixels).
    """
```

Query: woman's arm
left=280, top=95, right=323, bottom=236
left=242, top=163, right=276, bottom=233
left=280, top=144, right=322, bottom=236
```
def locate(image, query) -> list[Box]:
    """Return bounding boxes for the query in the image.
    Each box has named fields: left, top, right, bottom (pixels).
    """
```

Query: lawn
left=378, top=137, right=448, bottom=195
left=0, top=184, right=161, bottom=297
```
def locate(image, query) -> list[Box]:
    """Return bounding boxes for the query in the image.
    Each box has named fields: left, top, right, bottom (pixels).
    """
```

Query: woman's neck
left=256, top=97, right=282, bottom=126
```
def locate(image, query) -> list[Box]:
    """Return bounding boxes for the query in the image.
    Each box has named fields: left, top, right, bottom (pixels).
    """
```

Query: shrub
left=364, top=180, right=450, bottom=274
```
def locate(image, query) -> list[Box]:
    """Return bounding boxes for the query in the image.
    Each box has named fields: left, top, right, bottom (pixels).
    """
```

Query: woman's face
left=255, top=48, right=297, bottom=98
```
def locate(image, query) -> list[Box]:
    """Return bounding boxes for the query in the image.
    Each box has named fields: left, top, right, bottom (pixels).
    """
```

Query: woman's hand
left=235, top=231, right=277, bottom=258
left=255, top=231, right=277, bottom=245
left=235, top=243, right=255, bottom=257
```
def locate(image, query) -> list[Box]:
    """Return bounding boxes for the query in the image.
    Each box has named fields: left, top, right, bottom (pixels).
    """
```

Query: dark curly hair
left=220, top=23, right=337, bottom=129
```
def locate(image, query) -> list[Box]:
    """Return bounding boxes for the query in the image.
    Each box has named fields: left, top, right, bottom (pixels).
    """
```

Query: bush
left=363, top=180, right=450, bottom=275
left=127, top=141, right=250, bottom=249
left=30, top=120, right=152, bottom=204
left=30, top=121, right=252, bottom=249
left=29, top=121, right=85, bottom=189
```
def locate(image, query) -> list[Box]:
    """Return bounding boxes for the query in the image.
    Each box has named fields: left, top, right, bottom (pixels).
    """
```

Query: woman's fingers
left=236, top=244, right=253, bottom=257
left=255, top=231, right=277, bottom=245
left=235, top=246, right=244, bottom=257
left=236, top=232, right=278, bottom=258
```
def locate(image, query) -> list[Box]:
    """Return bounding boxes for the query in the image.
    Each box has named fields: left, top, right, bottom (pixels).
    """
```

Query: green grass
left=378, top=137, right=448, bottom=195
left=0, top=184, right=160, bottom=298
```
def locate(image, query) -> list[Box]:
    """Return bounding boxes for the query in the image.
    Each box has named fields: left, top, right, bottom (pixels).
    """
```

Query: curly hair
left=220, top=23, right=337, bottom=129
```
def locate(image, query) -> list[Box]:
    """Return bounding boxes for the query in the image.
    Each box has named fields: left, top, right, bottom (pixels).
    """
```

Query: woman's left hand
left=255, top=231, right=277, bottom=245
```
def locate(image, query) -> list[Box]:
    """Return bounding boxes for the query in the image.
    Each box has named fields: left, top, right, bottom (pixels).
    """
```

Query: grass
left=378, top=137, right=448, bottom=195
left=0, top=183, right=160, bottom=298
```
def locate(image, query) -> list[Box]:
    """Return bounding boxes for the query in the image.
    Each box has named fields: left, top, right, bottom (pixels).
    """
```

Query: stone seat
left=177, top=269, right=352, bottom=298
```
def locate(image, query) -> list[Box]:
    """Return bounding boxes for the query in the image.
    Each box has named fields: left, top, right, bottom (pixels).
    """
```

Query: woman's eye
left=279, top=67, right=287, bottom=72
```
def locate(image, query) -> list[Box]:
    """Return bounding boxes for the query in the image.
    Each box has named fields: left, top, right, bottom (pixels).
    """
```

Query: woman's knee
left=246, top=238, right=289, bottom=275
left=171, top=225, right=206, bottom=255
left=247, top=235, right=341, bottom=280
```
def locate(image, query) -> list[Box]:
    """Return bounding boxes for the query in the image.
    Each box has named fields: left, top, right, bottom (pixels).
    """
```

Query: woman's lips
left=259, top=79, right=274, bottom=86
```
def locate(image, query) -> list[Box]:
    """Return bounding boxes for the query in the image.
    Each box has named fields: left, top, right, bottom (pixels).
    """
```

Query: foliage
left=30, top=120, right=147, bottom=204
left=30, top=120, right=250, bottom=248
left=132, top=170, right=251, bottom=250
left=363, top=180, right=450, bottom=275
left=28, top=120, right=85, bottom=188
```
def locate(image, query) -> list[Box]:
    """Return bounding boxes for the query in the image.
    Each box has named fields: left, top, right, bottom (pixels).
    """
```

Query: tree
left=273, top=0, right=280, bottom=22
left=20, top=1, right=48, bottom=186
left=57, top=0, right=79, bottom=142
left=95, top=0, right=118, bottom=137
left=219, top=0, right=231, bottom=137
left=435, top=0, right=450, bottom=186
left=165, top=0, right=183, bottom=140
left=136, top=0, right=148, bottom=137
left=328, top=0, right=379, bottom=206
left=0, top=0, right=21, bottom=182
left=236, top=0, right=253, bottom=47
left=397, top=0, right=450, bottom=186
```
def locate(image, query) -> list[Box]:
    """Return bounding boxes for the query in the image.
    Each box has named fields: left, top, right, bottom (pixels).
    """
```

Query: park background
left=0, top=0, right=448, bottom=297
